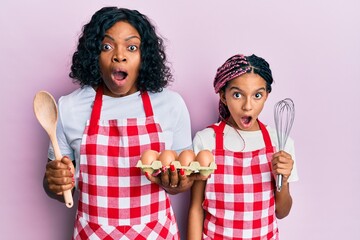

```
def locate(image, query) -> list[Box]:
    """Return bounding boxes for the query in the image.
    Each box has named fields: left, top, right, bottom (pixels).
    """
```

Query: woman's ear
left=219, top=91, right=226, bottom=106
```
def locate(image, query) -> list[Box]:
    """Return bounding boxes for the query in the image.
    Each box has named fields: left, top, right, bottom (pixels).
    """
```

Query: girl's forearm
left=187, top=207, right=204, bottom=240
left=275, top=182, right=293, bottom=219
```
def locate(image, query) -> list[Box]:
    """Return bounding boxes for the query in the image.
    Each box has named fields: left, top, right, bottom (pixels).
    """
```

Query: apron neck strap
left=211, top=119, right=273, bottom=151
left=88, top=85, right=103, bottom=135
left=88, top=86, right=154, bottom=135
left=257, top=120, right=273, bottom=151
left=141, top=91, right=153, bottom=117
left=209, top=121, right=226, bottom=150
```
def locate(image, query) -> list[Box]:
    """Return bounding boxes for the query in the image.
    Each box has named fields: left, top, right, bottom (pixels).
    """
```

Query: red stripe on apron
left=203, top=120, right=278, bottom=240
left=74, top=86, right=179, bottom=239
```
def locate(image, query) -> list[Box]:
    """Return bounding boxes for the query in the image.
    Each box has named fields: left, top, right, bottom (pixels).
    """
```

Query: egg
left=195, top=150, right=214, bottom=167
left=178, top=150, right=195, bottom=167
left=141, top=149, right=159, bottom=165
left=159, top=150, right=177, bottom=166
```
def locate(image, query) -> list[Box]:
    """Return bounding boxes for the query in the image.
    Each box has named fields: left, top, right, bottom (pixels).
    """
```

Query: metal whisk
left=274, top=98, right=295, bottom=192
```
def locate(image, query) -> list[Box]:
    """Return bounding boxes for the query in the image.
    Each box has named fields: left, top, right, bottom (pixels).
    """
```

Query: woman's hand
left=144, top=164, right=209, bottom=194
left=45, top=156, right=75, bottom=195
left=272, top=150, right=294, bottom=184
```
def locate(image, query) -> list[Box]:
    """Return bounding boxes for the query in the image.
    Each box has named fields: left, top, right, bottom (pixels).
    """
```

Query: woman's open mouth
left=112, top=70, right=128, bottom=81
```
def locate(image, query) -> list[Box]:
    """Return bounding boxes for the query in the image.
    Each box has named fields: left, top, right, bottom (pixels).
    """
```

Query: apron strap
left=141, top=91, right=153, bottom=117
left=257, top=120, right=274, bottom=151
left=88, top=85, right=103, bottom=135
left=88, top=87, right=153, bottom=135
left=209, top=121, right=226, bottom=150
left=210, top=119, right=273, bottom=152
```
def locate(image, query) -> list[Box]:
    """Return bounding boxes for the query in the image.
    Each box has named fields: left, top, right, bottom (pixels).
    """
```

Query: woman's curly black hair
left=69, top=7, right=172, bottom=92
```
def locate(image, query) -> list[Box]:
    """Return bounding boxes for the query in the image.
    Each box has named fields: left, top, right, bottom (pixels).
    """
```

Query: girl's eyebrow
left=103, top=34, right=141, bottom=42
left=229, top=86, right=266, bottom=92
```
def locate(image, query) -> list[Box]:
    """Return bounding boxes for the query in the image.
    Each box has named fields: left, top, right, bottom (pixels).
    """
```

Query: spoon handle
left=50, top=134, right=74, bottom=208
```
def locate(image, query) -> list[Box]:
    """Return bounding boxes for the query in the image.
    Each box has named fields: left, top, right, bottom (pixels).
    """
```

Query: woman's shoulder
left=150, top=88, right=184, bottom=102
left=58, top=86, right=94, bottom=105
left=149, top=89, right=188, bottom=111
left=57, top=86, right=95, bottom=116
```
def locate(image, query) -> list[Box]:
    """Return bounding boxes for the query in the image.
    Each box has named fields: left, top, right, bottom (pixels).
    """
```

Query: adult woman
left=44, top=7, right=203, bottom=239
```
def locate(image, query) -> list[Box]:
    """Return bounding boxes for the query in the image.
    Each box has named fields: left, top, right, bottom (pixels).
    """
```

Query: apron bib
left=203, top=120, right=278, bottom=240
left=73, top=86, right=179, bottom=240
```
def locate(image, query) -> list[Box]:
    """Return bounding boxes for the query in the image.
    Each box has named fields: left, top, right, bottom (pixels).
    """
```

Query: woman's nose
left=112, top=51, right=126, bottom=63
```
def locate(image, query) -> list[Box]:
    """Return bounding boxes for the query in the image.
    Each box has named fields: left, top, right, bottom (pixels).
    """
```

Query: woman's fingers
left=45, top=157, right=75, bottom=194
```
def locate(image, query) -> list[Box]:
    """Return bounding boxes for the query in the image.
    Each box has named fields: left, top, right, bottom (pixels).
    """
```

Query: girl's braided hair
left=213, top=54, right=273, bottom=120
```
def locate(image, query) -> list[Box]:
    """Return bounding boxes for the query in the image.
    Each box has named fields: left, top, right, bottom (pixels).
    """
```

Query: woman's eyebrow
left=103, top=34, right=115, bottom=41
left=125, top=35, right=141, bottom=41
left=103, top=34, right=141, bottom=42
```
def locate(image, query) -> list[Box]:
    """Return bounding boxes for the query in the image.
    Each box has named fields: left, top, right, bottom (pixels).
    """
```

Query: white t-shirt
left=193, top=122, right=299, bottom=182
left=48, top=86, right=192, bottom=182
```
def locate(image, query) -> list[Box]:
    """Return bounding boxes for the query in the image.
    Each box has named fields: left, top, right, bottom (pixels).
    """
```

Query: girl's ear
left=264, top=91, right=269, bottom=101
left=219, top=91, right=226, bottom=106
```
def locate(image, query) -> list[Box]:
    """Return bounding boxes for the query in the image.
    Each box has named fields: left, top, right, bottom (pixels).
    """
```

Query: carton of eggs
left=136, top=149, right=216, bottom=176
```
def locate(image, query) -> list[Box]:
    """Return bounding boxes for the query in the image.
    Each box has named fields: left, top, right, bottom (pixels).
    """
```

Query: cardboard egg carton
left=136, top=160, right=217, bottom=177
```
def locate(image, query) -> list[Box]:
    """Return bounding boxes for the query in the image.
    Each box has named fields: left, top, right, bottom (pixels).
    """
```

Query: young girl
left=44, top=7, right=197, bottom=239
left=188, top=54, right=298, bottom=239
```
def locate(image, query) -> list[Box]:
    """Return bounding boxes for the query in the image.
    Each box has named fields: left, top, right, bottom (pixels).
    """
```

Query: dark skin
left=44, top=20, right=208, bottom=200
left=44, top=157, right=75, bottom=202
left=44, top=155, right=208, bottom=200
left=144, top=164, right=209, bottom=195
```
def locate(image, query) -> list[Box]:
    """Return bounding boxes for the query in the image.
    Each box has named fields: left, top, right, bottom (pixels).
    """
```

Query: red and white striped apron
left=203, top=120, right=278, bottom=240
left=73, top=86, right=179, bottom=240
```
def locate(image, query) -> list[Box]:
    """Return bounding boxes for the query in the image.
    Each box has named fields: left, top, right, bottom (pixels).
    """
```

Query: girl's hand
left=45, top=156, right=75, bottom=195
left=272, top=151, right=294, bottom=184
left=144, top=165, right=209, bottom=194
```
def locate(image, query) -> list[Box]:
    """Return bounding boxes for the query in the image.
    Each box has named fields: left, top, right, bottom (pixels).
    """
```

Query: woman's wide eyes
left=101, top=44, right=112, bottom=51
left=128, top=45, right=138, bottom=51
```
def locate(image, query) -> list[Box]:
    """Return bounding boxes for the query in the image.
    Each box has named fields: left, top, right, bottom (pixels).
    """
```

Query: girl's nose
left=242, top=98, right=252, bottom=111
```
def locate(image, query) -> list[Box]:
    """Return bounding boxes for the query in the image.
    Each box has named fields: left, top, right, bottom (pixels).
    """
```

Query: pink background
left=1, top=0, right=359, bottom=239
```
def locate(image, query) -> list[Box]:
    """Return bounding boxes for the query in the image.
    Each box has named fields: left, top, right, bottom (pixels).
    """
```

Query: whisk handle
left=276, top=174, right=283, bottom=192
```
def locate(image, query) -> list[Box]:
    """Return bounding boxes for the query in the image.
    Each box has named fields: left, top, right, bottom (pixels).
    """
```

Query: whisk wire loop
left=273, top=98, right=295, bottom=191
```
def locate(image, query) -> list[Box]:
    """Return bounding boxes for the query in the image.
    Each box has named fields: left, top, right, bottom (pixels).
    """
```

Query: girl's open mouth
left=241, top=116, right=252, bottom=127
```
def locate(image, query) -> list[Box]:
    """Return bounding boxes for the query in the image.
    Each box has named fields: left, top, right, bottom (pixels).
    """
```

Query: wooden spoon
left=33, top=91, right=74, bottom=208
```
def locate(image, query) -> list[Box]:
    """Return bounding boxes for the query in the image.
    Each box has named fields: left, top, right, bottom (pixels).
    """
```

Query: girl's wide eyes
left=233, top=92, right=241, bottom=98
left=255, top=93, right=263, bottom=99
left=232, top=92, right=263, bottom=99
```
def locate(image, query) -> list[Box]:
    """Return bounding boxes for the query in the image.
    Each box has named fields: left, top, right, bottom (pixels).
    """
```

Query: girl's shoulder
left=265, top=125, right=295, bottom=147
